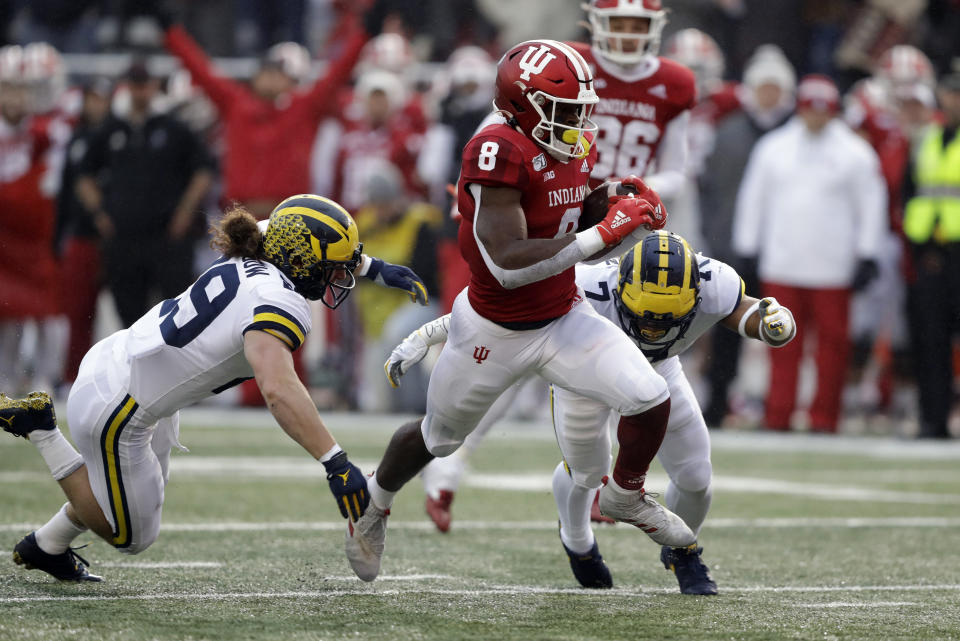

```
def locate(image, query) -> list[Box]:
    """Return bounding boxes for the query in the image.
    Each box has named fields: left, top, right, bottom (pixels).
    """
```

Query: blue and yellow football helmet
left=614, top=230, right=701, bottom=353
left=263, top=194, right=362, bottom=308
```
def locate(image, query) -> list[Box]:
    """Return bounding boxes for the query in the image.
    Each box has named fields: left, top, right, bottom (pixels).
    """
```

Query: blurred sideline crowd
left=2, top=0, right=960, bottom=438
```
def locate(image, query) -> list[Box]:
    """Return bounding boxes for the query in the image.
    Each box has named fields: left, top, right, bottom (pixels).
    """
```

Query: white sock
left=665, top=483, right=713, bottom=537
left=607, top=475, right=641, bottom=497
left=28, top=427, right=84, bottom=481
left=35, top=503, right=87, bottom=554
left=421, top=451, right=466, bottom=499
left=553, top=462, right=596, bottom=554
left=367, top=472, right=397, bottom=510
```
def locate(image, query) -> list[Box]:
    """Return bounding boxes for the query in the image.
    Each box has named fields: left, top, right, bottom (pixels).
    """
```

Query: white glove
left=384, top=315, right=451, bottom=387
left=758, top=297, right=796, bottom=347
left=384, top=332, right=430, bottom=388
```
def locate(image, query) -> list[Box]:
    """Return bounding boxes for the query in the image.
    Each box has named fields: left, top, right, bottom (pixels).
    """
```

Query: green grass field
left=2, top=409, right=959, bottom=641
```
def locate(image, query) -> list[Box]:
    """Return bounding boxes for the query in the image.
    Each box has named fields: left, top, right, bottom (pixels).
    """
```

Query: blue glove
left=322, top=451, right=369, bottom=521
left=366, top=257, right=429, bottom=305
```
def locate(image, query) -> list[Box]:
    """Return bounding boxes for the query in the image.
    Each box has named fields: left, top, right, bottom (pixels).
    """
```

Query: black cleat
left=561, top=537, right=613, bottom=589
left=0, top=392, right=57, bottom=438
left=661, top=544, right=718, bottom=595
left=13, top=532, right=102, bottom=582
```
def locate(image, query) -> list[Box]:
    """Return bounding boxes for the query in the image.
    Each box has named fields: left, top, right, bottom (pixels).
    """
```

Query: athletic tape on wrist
left=738, top=300, right=761, bottom=338
left=319, top=443, right=343, bottom=463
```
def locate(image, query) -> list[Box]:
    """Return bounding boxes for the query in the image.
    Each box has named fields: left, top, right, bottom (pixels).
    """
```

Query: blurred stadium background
left=3, top=0, right=960, bottom=438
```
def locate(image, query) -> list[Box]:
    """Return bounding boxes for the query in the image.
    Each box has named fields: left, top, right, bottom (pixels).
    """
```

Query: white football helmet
left=664, top=28, right=724, bottom=96
left=358, top=32, right=414, bottom=76
left=875, top=45, right=935, bottom=90
left=583, top=0, right=667, bottom=66
left=22, top=42, right=66, bottom=113
left=0, top=45, right=24, bottom=83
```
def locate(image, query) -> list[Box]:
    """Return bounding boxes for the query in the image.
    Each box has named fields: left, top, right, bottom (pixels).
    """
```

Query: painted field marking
left=0, top=584, right=956, bottom=605
left=3, top=461, right=959, bottom=506
left=794, top=601, right=920, bottom=608
left=3, top=517, right=960, bottom=534
left=98, top=561, right=223, bottom=569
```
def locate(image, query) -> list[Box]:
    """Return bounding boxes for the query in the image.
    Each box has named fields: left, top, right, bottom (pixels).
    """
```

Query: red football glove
left=617, top=174, right=652, bottom=197
left=615, top=174, right=667, bottom=230
left=594, top=196, right=658, bottom=247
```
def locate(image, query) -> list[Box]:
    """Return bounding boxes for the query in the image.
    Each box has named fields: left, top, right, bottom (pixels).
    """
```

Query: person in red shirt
left=161, top=8, right=372, bottom=219
left=572, top=0, right=696, bottom=200
left=0, top=45, right=61, bottom=394
left=343, top=39, right=694, bottom=585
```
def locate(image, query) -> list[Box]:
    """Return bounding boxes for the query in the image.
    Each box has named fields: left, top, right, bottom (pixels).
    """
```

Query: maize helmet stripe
left=274, top=194, right=353, bottom=229
left=657, top=233, right=670, bottom=288
left=616, top=230, right=701, bottom=337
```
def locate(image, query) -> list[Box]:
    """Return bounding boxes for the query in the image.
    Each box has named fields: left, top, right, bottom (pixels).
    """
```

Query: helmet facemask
left=585, top=2, right=666, bottom=66
left=614, top=290, right=699, bottom=350
left=293, top=240, right=363, bottom=309
left=527, top=89, right=598, bottom=161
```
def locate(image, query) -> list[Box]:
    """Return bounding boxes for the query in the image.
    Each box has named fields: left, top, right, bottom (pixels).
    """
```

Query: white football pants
left=66, top=334, right=180, bottom=555
left=553, top=355, right=713, bottom=537
left=421, top=289, right=668, bottom=457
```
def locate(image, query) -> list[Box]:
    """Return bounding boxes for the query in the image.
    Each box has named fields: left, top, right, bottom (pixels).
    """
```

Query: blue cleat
left=13, top=532, right=102, bottom=582
left=0, top=392, right=57, bottom=438
left=561, top=537, right=613, bottom=589
left=660, top=544, right=718, bottom=595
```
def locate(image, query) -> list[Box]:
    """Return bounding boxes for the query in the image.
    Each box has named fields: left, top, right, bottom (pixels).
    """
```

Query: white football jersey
left=575, top=254, right=743, bottom=367
left=115, top=256, right=311, bottom=418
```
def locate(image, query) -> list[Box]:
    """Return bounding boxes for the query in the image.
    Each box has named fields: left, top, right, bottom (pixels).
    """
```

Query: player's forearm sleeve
left=643, top=111, right=689, bottom=200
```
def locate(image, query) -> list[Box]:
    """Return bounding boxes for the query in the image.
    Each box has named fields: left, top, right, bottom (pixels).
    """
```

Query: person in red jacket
left=162, top=8, right=373, bottom=219
left=0, top=45, right=61, bottom=395
left=161, top=4, right=381, bottom=405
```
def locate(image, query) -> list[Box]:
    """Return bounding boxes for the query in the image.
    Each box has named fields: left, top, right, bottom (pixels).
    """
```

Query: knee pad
left=118, top=529, right=158, bottom=555
left=620, top=375, right=669, bottom=417
left=670, top=459, right=712, bottom=494
left=421, top=414, right=465, bottom=458
left=571, top=465, right=608, bottom=490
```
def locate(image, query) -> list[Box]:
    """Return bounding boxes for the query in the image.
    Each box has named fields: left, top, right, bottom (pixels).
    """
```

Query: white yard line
left=6, top=461, right=958, bottom=506
left=2, top=517, right=960, bottom=534
left=97, top=561, right=223, bottom=569
left=0, top=584, right=956, bottom=604
left=794, top=602, right=920, bottom=608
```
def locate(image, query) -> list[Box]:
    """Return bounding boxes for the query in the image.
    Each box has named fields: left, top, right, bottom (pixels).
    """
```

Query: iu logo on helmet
left=518, top=44, right=556, bottom=81
left=473, top=346, right=491, bottom=364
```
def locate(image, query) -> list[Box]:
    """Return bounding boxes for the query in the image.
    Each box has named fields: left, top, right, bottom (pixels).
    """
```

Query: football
left=578, top=180, right=641, bottom=231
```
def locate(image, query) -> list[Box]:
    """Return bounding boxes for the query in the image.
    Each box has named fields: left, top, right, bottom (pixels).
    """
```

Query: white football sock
left=35, top=503, right=87, bottom=554
left=665, top=483, right=713, bottom=537
left=367, top=472, right=397, bottom=511
left=553, top=462, right=596, bottom=554
left=28, top=427, right=84, bottom=481
left=420, top=451, right=466, bottom=499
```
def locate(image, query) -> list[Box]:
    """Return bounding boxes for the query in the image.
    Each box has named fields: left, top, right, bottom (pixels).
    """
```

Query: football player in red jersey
left=571, top=0, right=696, bottom=204
left=345, top=39, right=696, bottom=583
left=415, top=1, right=699, bottom=522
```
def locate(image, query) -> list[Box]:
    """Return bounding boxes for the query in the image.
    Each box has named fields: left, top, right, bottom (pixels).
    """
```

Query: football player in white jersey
left=387, top=231, right=797, bottom=594
left=0, top=194, right=428, bottom=582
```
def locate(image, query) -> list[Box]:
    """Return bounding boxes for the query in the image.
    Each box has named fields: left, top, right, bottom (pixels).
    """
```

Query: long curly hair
left=209, top=206, right=264, bottom=259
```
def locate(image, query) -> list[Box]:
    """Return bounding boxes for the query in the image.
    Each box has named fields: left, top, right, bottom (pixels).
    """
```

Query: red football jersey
left=457, top=123, right=596, bottom=324
left=569, top=43, right=695, bottom=183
